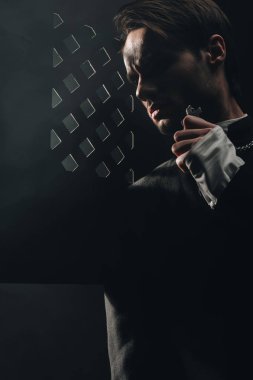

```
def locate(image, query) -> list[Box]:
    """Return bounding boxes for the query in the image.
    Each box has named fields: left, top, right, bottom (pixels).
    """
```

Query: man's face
left=123, top=27, right=216, bottom=135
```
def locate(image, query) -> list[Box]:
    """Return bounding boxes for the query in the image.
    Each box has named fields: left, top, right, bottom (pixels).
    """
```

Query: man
left=103, top=1, right=253, bottom=379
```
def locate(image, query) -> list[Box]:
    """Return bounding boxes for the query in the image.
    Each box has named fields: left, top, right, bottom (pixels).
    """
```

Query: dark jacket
left=103, top=115, right=253, bottom=380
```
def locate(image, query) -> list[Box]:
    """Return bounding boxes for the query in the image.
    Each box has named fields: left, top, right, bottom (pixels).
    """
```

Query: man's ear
left=206, top=34, right=226, bottom=66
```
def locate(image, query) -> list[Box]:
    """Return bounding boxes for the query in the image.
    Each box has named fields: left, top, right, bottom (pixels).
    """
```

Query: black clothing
left=103, top=115, right=253, bottom=379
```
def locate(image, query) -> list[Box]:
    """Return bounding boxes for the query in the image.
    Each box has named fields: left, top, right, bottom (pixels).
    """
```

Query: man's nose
left=135, top=77, right=157, bottom=101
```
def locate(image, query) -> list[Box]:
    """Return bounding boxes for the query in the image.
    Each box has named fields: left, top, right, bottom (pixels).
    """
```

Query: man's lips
left=148, top=104, right=168, bottom=120
left=151, top=109, right=161, bottom=120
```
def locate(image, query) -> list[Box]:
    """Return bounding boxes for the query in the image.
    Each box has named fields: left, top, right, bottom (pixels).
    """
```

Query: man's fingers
left=182, top=115, right=218, bottom=130
left=176, top=152, right=189, bottom=173
left=172, top=115, right=218, bottom=172
left=172, top=137, right=201, bottom=156
left=174, top=128, right=212, bottom=142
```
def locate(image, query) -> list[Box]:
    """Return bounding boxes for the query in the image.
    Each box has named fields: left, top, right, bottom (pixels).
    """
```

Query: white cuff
left=185, top=126, right=245, bottom=209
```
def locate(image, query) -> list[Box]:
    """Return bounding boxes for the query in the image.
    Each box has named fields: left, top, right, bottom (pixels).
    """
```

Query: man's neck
left=207, top=94, right=245, bottom=124
left=222, top=95, right=245, bottom=120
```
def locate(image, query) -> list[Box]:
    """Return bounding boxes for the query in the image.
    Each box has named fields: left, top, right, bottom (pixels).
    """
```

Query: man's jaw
left=153, top=110, right=186, bottom=135
left=144, top=100, right=187, bottom=134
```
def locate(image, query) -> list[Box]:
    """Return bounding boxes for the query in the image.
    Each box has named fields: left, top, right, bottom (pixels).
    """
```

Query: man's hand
left=172, top=115, right=217, bottom=172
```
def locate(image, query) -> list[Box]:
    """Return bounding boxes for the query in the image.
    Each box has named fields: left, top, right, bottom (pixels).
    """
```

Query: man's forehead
left=123, top=27, right=166, bottom=67
left=122, top=27, right=182, bottom=63
left=123, top=27, right=149, bottom=58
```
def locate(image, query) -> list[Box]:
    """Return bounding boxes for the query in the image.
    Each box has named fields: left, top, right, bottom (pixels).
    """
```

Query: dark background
left=0, top=1, right=252, bottom=379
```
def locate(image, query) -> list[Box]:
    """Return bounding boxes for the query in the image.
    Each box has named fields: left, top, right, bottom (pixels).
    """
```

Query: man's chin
left=155, top=117, right=179, bottom=136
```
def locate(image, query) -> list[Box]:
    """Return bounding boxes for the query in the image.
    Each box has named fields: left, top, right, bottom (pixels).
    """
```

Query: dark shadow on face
left=123, top=27, right=215, bottom=137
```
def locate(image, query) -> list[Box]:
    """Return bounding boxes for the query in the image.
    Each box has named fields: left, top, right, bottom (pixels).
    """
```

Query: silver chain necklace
left=236, top=140, right=253, bottom=151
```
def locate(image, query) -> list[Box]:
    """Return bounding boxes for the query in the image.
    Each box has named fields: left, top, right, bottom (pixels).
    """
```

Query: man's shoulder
left=129, top=157, right=181, bottom=193
left=122, top=156, right=202, bottom=213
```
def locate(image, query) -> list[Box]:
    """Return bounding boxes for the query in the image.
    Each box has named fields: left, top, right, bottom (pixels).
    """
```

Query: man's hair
left=114, top=0, right=242, bottom=101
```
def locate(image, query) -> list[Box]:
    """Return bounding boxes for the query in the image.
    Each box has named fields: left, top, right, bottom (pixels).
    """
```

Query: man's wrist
left=185, top=126, right=245, bottom=209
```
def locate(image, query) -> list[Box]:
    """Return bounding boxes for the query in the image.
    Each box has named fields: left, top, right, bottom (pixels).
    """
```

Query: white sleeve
left=185, top=125, right=245, bottom=209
